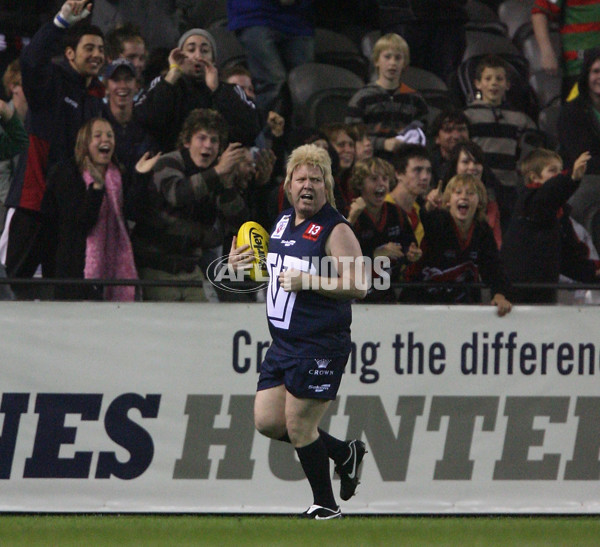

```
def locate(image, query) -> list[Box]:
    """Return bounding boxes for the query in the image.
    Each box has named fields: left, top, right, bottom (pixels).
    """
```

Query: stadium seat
left=498, top=0, right=535, bottom=40
left=464, top=0, right=508, bottom=36
left=181, top=0, right=228, bottom=30
left=529, top=70, right=562, bottom=109
left=207, top=18, right=229, bottom=30
left=451, top=53, right=539, bottom=120
left=204, top=0, right=228, bottom=29
left=462, top=29, right=523, bottom=62
left=450, top=29, right=539, bottom=118
left=360, top=30, right=381, bottom=81
left=360, top=29, right=380, bottom=61
left=287, top=62, right=364, bottom=129
left=314, top=28, right=370, bottom=82
left=209, top=26, right=247, bottom=71
left=519, top=26, right=562, bottom=73
left=520, top=127, right=556, bottom=156
left=465, top=0, right=503, bottom=23
left=400, top=66, right=455, bottom=111
left=538, top=104, right=561, bottom=147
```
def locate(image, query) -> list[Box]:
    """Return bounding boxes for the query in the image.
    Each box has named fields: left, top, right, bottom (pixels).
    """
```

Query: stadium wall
left=2, top=302, right=600, bottom=514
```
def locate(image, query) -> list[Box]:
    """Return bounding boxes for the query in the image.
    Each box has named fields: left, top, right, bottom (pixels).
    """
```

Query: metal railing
left=0, top=277, right=598, bottom=302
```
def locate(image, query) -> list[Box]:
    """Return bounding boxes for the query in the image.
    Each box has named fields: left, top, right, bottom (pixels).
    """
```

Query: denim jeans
left=237, top=26, right=314, bottom=116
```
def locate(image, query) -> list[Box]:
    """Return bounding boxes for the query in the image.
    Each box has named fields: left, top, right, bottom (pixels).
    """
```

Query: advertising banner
left=2, top=302, right=600, bottom=513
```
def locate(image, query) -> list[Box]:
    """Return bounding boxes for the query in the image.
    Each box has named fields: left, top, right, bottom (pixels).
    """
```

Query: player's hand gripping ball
left=236, top=221, right=269, bottom=281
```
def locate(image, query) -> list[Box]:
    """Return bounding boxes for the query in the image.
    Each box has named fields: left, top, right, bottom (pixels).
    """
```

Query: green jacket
left=0, top=111, right=28, bottom=161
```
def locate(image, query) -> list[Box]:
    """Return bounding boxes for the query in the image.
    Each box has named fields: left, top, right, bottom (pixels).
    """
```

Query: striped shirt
left=463, top=100, right=536, bottom=188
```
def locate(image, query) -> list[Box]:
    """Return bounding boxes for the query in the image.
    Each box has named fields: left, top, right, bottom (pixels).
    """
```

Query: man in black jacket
left=134, top=28, right=260, bottom=153
left=3, top=0, right=105, bottom=296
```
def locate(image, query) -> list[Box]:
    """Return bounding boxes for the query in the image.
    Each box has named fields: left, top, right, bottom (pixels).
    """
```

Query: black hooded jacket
left=558, top=47, right=600, bottom=175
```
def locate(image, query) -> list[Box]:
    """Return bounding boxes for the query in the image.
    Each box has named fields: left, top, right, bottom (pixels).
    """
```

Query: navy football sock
left=295, top=437, right=337, bottom=509
left=318, top=428, right=350, bottom=464
left=281, top=429, right=348, bottom=465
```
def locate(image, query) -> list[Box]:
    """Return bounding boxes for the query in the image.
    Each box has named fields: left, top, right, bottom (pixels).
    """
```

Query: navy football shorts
left=257, top=347, right=349, bottom=400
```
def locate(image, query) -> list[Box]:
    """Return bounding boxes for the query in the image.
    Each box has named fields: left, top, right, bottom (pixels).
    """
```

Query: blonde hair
left=350, top=157, right=395, bottom=195
left=443, top=174, right=488, bottom=223
left=519, top=148, right=563, bottom=184
left=372, top=33, right=410, bottom=71
left=284, top=144, right=336, bottom=207
left=74, top=117, right=113, bottom=171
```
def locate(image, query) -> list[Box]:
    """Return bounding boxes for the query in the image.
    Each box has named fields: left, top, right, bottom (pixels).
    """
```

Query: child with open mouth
left=348, top=157, right=422, bottom=302
left=406, top=174, right=512, bottom=316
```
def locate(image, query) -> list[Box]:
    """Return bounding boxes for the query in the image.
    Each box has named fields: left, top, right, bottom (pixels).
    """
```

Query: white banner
left=2, top=302, right=600, bottom=513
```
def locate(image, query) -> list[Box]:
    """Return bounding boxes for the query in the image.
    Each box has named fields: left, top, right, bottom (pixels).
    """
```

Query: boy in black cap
left=102, top=58, right=156, bottom=222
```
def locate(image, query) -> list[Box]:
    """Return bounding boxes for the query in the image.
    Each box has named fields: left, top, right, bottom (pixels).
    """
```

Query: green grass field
left=0, top=515, right=598, bottom=546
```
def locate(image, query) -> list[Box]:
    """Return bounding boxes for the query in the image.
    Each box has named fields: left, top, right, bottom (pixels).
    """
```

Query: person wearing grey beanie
left=134, top=25, right=260, bottom=152
left=167, top=29, right=218, bottom=85
left=177, top=29, right=218, bottom=62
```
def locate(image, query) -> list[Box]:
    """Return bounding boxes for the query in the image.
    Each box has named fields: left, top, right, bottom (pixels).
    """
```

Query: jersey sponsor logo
left=308, top=384, right=331, bottom=393
left=271, top=215, right=290, bottom=240
left=281, top=240, right=296, bottom=247
left=303, top=223, right=323, bottom=241
left=309, top=369, right=334, bottom=376
left=309, top=358, right=334, bottom=376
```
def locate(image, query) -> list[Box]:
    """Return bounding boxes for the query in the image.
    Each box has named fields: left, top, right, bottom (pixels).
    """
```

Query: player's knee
left=285, top=416, right=314, bottom=446
left=254, top=415, right=269, bottom=436
left=254, top=414, right=285, bottom=439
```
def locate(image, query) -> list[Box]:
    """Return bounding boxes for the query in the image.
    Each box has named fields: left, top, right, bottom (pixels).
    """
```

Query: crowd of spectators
left=0, top=0, right=599, bottom=307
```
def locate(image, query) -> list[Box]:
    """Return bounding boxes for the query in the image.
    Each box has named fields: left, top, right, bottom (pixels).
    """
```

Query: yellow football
left=236, top=221, right=269, bottom=281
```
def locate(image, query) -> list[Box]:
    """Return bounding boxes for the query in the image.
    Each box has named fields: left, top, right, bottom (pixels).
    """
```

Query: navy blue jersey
left=266, top=203, right=352, bottom=357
